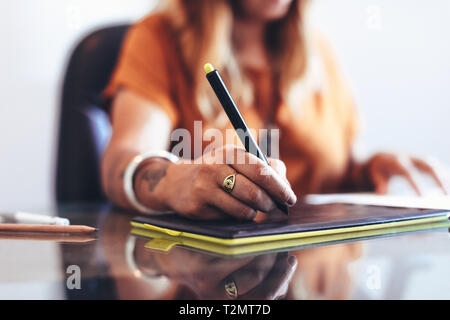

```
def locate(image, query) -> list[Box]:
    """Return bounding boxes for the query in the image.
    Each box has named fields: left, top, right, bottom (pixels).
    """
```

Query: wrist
left=134, top=159, right=172, bottom=211
left=123, top=151, right=179, bottom=213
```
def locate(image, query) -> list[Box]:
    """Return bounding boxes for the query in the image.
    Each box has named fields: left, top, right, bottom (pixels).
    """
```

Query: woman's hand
left=366, top=153, right=449, bottom=195
left=134, top=145, right=297, bottom=220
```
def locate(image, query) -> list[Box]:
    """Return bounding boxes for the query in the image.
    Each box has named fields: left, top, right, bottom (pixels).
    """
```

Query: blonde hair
left=159, top=0, right=310, bottom=126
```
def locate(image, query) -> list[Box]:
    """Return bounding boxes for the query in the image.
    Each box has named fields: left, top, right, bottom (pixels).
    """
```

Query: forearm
left=101, top=148, right=139, bottom=209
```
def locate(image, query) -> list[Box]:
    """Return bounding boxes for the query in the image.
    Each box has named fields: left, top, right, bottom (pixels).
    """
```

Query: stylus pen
left=204, top=63, right=289, bottom=215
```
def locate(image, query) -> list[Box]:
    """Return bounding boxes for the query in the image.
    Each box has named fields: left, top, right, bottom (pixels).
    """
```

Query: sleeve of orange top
left=103, top=18, right=179, bottom=126
left=316, top=34, right=359, bottom=147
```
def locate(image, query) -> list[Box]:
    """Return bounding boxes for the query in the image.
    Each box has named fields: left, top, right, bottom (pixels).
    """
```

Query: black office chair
left=56, top=25, right=129, bottom=203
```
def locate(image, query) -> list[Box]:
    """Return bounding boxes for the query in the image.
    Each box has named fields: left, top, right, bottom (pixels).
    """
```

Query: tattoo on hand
left=142, top=162, right=169, bottom=192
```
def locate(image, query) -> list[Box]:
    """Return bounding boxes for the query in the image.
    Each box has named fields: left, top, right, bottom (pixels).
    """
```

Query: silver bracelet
left=123, top=150, right=179, bottom=214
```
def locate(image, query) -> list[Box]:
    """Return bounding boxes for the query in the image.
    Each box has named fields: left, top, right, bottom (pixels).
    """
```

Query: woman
left=102, top=0, right=446, bottom=219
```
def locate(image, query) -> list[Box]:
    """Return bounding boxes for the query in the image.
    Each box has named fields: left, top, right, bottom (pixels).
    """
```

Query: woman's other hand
left=366, top=153, right=449, bottom=195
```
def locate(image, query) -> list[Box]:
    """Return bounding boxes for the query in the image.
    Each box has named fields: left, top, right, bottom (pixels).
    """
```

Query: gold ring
left=222, top=174, right=236, bottom=193
left=224, top=278, right=238, bottom=299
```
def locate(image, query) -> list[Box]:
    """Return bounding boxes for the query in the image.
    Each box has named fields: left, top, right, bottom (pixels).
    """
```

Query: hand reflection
left=133, top=239, right=297, bottom=300
left=289, top=243, right=362, bottom=300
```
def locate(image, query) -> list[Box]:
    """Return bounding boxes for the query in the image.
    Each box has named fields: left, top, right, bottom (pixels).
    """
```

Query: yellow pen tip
left=204, top=63, right=215, bottom=74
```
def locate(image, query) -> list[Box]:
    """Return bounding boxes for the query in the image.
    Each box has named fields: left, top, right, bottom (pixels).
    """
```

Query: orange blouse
left=104, top=14, right=359, bottom=196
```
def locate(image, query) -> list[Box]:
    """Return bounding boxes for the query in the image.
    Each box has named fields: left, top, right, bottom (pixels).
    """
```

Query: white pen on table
left=0, top=212, right=70, bottom=226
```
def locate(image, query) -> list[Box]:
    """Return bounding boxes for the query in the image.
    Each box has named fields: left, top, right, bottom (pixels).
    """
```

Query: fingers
left=371, top=169, right=389, bottom=195
left=192, top=206, right=228, bottom=220
left=175, top=202, right=228, bottom=220
left=176, top=144, right=296, bottom=220
left=268, top=158, right=287, bottom=179
left=224, top=147, right=296, bottom=207
left=396, top=165, right=421, bottom=196
left=207, top=190, right=258, bottom=220
left=214, top=169, right=276, bottom=213
left=370, top=154, right=421, bottom=195
left=391, top=163, right=422, bottom=196
left=206, top=161, right=281, bottom=219
left=230, top=174, right=277, bottom=212
left=395, top=155, right=422, bottom=195
left=268, top=158, right=291, bottom=187
left=411, top=157, right=449, bottom=195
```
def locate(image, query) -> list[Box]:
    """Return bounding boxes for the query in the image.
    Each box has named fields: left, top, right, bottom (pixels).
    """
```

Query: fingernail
left=287, top=193, right=297, bottom=206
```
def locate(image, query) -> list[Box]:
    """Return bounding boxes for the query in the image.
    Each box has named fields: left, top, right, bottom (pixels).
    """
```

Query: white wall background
left=0, top=0, right=449, bottom=210
left=0, top=0, right=155, bottom=210
left=310, top=0, right=450, bottom=163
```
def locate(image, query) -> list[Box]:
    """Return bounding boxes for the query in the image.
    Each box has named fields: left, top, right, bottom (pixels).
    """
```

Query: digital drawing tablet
left=130, top=220, right=450, bottom=257
left=130, top=203, right=450, bottom=247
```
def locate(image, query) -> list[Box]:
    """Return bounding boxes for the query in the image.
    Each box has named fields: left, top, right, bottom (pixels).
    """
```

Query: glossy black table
left=1, top=203, right=449, bottom=300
